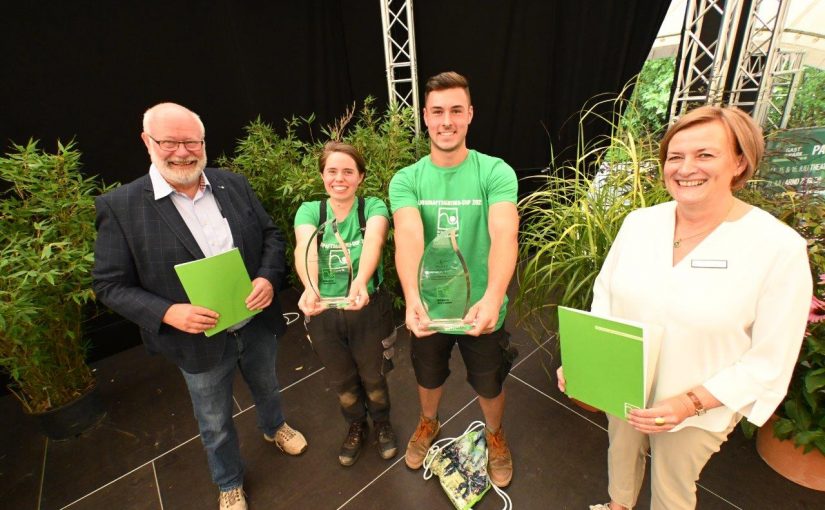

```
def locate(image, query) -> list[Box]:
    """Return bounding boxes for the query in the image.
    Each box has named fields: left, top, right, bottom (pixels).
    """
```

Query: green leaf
left=773, top=417, right=795, bottom=438
left=804, top=368, right=825, bottom=394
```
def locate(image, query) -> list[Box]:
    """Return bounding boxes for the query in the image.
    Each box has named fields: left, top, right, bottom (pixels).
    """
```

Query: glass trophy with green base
left=418, top=228, right=471, bottom=332
left=306, top=218, right=353, bottom=309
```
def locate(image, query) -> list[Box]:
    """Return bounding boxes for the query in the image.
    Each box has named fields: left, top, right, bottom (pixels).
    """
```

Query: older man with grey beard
left=93, top=102, right=307, bottom=510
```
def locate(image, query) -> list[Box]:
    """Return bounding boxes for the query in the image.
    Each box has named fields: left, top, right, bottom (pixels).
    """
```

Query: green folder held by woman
left=558, top=306, right=663, bottom=419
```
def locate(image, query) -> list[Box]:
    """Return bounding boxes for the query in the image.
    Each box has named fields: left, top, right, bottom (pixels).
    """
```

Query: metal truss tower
left=727, top=0, right=792, bottom=126
left=668, top=0, right=797, bottom=129
left=669, top=0, right=745, bottom=120
left=761, top=49, right=805, bottom=129
left=379, top=0, right=421, bottom=134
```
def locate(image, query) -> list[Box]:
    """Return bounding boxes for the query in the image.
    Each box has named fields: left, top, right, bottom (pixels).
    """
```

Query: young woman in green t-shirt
left=293, top=142, right=397, bottom=466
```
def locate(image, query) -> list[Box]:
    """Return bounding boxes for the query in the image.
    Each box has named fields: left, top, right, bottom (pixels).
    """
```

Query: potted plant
left=740, top=185, right=825, bottom=490
left=0, top=139, right=110, bottom=439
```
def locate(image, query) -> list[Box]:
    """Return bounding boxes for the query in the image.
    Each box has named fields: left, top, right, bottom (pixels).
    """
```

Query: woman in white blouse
left=558, top=106, right=812, bottom=510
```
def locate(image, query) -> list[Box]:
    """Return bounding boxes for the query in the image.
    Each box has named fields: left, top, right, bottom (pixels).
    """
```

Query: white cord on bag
left=283, top=312, right=300, bottom=325
left=421, top=420, right=513, bottom=510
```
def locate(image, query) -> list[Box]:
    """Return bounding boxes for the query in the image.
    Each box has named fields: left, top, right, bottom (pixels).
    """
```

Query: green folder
left=174, top=248, right=260, bottom=337
left=558, top=306, right=662, bottom=419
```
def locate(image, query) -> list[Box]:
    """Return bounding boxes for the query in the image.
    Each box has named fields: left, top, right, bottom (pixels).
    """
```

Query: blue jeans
left=180, top=320, right=285, bottom=491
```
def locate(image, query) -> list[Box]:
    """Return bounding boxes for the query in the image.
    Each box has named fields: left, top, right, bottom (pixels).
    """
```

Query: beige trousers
left=606, top=415, right=737, bottom=509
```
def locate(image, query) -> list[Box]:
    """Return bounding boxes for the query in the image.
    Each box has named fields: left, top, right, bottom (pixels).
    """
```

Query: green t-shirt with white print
left=388, top=150, right=518, bottom=332
left=294, top=197, right=389, bottom=297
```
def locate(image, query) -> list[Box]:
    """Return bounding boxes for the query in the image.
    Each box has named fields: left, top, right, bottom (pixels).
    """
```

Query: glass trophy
left=306, top=218, right=353, bottom=309
left=417, top=228, right=471, bottom=332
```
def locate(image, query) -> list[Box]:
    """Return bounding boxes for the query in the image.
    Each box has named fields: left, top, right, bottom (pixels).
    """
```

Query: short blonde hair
left=659, top=106, right=764, bottom=191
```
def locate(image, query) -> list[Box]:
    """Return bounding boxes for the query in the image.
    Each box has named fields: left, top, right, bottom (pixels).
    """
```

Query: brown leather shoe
left=486, top=426, right=513, bottom=488
left=404, top=414, right=440, bottom=469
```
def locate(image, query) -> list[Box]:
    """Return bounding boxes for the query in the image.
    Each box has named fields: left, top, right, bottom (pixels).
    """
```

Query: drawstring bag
left=422, top=421, right=512, bottom=510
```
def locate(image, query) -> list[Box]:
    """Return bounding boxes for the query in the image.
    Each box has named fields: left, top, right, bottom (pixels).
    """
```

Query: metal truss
left=669, top=0, right=745, bottom=120
left=728, top=0, right=791, bottom=125
left=762, top=49, right=805, bottom=129
left=669, top=0, right=802, bottom=130
left=379, top=0, right=421, bottom=134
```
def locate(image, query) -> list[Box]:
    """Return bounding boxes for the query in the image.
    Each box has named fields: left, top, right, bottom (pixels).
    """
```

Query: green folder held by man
left=174, top=248, right=260, bottom=337
left=558, top=307, right=662, bottom=419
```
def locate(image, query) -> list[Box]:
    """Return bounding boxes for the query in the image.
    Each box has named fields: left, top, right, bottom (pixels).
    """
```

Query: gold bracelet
left=686, top=391, right=706, bottom=416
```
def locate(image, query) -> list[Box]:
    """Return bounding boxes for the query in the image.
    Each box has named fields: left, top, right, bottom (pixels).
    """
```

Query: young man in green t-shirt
left=388, top=71, right=519, bottom=488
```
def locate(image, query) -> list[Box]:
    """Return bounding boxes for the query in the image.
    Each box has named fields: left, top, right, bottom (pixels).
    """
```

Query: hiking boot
left=374, top=420, right=398, bottom=460
left=219, top=486, right=247, bottom=510
left=339, top=420, right=369, bottom=466
left=405, top=414, right=440, bottom=469
left=486, top=425, right=513, bottom=488
left=264, top=422, right=308, bottom=455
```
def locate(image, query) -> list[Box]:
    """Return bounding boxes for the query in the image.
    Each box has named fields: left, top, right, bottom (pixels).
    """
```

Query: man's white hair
left=142, top=102, right=205, bottom=136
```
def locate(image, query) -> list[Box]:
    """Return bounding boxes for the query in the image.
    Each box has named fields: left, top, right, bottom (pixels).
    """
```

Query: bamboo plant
left=0, top=140, right=110, bottom=413
left=217, top=98, right=428, bottom=304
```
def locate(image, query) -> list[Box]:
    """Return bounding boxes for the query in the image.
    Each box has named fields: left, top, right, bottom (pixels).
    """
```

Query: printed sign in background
left=762, top=126, right=825, bottom=194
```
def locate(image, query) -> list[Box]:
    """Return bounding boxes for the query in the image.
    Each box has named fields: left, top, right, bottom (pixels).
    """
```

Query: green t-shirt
left=294, top=196, right=389, bottom=297
left=388, top=150, right=518, bottom=332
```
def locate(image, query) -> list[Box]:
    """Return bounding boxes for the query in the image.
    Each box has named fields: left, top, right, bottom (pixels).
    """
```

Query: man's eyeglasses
left=147, top=134, right=205, bottom=152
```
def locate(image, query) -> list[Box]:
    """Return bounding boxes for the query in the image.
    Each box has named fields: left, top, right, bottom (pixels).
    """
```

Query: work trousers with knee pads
left=305, top=290, right=395, bottom=424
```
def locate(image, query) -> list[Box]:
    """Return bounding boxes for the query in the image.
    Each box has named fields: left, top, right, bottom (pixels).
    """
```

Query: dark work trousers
left=305, top=289, right=394, bottom=424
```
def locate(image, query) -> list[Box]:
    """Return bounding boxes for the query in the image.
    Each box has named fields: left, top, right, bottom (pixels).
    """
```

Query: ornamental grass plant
left=514, top=94, right=671, bottom=343
left=0, top=140, right=111, bottom=413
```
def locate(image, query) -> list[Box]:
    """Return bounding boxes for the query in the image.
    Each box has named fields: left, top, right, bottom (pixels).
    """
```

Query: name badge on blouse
left=691, top=259, right=728, bottom=269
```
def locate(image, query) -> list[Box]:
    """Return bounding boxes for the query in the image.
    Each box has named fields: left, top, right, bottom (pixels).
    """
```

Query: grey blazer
left=93, top=168, right=287, bottom=373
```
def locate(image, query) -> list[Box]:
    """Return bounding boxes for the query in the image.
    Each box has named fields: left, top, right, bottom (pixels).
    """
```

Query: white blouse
left=592, top=201, right=812, bottom=431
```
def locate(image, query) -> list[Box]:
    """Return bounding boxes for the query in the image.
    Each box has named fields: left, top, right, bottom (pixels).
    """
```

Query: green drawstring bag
left=422, top=421, right=512, bottom=510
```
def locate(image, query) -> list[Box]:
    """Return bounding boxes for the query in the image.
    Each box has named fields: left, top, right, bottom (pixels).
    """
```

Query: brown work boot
left=338, top=420, right=369, bottom=466
left=374, top=420, right=398, bottom=460
left=404, top=414, right=440, bottom=469
left=486, top=425, right=513, bottom=488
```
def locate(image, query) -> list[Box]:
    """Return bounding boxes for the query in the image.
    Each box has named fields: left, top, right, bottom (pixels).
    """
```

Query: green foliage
left=0, top=140, right=112, bottom=413
left=620, top=57, right=676, bottom=138
left=623, top=59, right=824, bottom=133
left=777, top=66, right=825, bottom=130
left=217, top=99, right=428, bottom=302
left=515, top=95, right=671, bottom=340
left=738, top=184, right=825, bottom=455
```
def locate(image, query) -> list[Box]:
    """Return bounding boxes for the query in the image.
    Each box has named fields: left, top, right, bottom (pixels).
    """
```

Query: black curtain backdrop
left=0, top=1, right=668, bottom=362
left=0, top=0, right=386, bottom=187
left=412, top=1, right=669, bottom=173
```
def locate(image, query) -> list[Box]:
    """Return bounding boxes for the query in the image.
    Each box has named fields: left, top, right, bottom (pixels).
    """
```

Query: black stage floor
left=3, top=288, right=824, bottom=509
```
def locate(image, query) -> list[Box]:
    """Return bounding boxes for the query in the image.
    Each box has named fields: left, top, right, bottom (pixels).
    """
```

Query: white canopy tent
left=650, top=0, right=825, bottom=69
